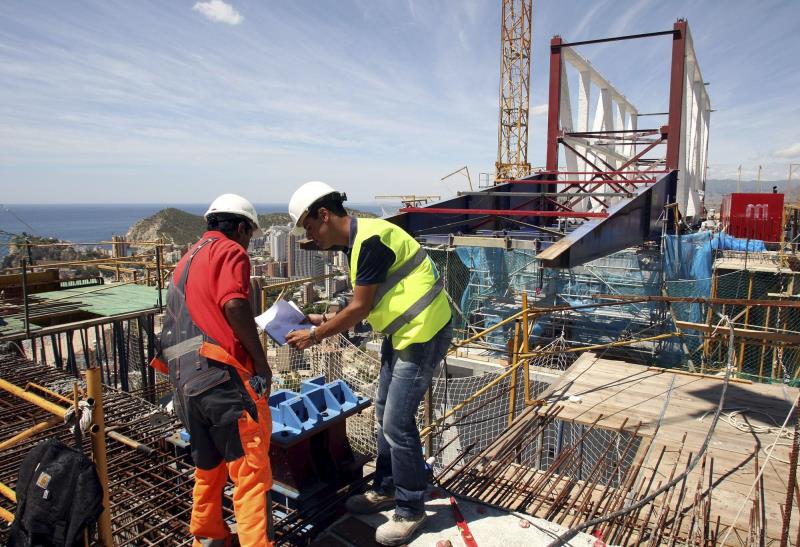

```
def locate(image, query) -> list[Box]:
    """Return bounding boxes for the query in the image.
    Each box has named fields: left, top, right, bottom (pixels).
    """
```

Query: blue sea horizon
left=0, top=202, right=388, bottom=245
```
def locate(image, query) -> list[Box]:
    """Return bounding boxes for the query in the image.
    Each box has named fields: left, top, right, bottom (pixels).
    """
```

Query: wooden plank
left=0, top=270, right=58, bottom=288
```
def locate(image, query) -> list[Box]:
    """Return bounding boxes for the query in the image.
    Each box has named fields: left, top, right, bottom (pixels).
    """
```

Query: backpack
left=9, top=438, right=104, bottom=547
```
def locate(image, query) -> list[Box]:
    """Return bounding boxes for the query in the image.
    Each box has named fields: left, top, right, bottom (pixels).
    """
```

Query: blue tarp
left=710, top=232, right=767, bottom=252
left=663, top=231, right=765, bottom=358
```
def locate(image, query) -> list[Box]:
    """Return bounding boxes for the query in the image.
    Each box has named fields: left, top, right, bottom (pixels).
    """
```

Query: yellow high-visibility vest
left=349, top=218, right=451, bottom=349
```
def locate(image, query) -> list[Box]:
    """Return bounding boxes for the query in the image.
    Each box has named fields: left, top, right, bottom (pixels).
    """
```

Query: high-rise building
left=324, top=263, right=334, bottom=297
left=286, top=232, right=324, bottom=278
left=301, top=282, right=316, bottom=305
left=265, top=261, right=287, bottom=278
left=296, top=248, right=324, bottom=278
left=333, top=250, right=349, bottom=274
left=286, top=232, right=297, bottom=277
left=267, top=226, right=289, bottom=262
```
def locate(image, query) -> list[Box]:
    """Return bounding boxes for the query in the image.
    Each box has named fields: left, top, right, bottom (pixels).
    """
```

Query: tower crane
left=495, top=0, right=533, bottom=182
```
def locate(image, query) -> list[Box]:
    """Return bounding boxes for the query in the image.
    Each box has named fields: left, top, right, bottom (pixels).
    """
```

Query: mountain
left=125, top=208, right=206, bottom=248
left=125, top=207, right=377, bottom=246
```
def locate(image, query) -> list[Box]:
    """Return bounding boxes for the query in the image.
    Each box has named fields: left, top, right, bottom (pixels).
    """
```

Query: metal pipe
left=423, top=389, right=433, bottom=458
left=595, top=292, right=800, bottom=309
left=557, top=29, right=677, bottom=48
left=779, top=401, right=800, bottom=547
left=0, top=506, right=13, bottom=523
left=0, top=377, right=68, bottom=418
left=0, top=417, right=62, bottom=451
left=508, top=319, right=520, bottom=427
left=0, top=481, right=16, bottom=502
left=105, top=428, right=155, bottom=456
left=86, top=366, right=113, bottom=546
left=0, top=309, right=159, bottom=344
left=154, top=245, right=163, bottom=311
left=517, top=332, right=678, bottom=359
left=25, top=382, right=74, bottom=405
left=452, top=309, right=524, bottom=350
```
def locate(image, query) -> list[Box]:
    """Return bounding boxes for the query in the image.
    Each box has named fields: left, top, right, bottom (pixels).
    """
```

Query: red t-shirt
left=173, top=231, right=251, bottom=367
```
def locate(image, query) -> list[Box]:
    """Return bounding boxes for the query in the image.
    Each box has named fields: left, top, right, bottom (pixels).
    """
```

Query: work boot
left=375, top=512, right=427, bottom=546
left=345, top=489, right=395, bottom=514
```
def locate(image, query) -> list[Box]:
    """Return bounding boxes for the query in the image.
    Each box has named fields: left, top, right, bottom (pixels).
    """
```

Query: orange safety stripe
left=199, top=342, right=262, bottom=404
left=149, top=356, right=168, bottom=375
left=199, top=342, right=252, bottom=377
left=191, top=396, right=273, bottom=546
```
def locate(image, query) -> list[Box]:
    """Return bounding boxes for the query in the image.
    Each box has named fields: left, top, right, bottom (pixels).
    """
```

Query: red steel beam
left=399, top=207, right=608, bottom=218
left=545, top=35, right=563, bottom=172
left=495, top=179, right=655, bottom=185
left=613, top=136, right=666, bottom=174
left=538, top=170, right=670, bottom=175
left=666, top=19, right=687, bottom=170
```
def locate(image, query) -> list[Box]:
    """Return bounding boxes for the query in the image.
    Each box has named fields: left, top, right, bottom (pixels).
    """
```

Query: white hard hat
left=205, top=194, right=261, bottom=237
left=288, top=181, right=345, bottom=236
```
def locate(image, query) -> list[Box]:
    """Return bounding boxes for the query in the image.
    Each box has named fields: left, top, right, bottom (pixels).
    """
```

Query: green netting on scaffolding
left=426, top=248, right=470, bottom=330
left=430, top=244, right=679, bottom=363
left=430, top=246, right=538, bottom=346
left=714, top=268, right=800, bottom=386
left=543, top=247, right=670, bottom=363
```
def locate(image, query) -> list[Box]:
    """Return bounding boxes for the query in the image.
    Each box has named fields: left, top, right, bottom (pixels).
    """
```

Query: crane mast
left=495, top=0, right=532, bottom=182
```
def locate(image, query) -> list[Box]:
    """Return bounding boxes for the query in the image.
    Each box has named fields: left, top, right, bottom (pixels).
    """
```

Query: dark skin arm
left=224, top=298, right=272, bottom=381
left=286, top=284, right=377, bottom=350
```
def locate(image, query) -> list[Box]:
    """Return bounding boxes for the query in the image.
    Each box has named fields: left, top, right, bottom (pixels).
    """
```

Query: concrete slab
left=320, top=488, right=601, bottom=547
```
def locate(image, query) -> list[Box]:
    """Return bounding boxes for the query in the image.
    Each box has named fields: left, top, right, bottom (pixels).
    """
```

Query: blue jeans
left=373, top=322, right=452, bottom=517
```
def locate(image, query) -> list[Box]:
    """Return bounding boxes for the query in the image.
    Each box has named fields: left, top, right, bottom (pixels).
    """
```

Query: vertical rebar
left=424, top=388, right=433, bottom=458
left=155, top=244, right=163, bottom=312
left=508, top=319, right=520, bottom=427
left=21, top=258, right=30, bottom=338
left=24, top=240, right=33, bottom=266
left=779, top=400, right=799, bottom=547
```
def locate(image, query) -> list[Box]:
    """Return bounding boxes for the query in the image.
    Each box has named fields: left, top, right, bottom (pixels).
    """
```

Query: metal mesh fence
left=713, top=267, right=800, bottom=384
left=267, top=332, right=587, bottom=474
left=430, top=244, right=676, bottom=362
left=266, top=333, right=381, bottom=457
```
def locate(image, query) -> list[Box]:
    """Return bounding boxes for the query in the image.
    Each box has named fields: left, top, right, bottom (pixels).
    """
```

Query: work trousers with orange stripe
left=173, top=362, right=273, bottom=547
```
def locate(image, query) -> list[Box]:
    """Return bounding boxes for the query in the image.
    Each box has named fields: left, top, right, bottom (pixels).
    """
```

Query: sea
left=0, top=202, right=387, bottom=255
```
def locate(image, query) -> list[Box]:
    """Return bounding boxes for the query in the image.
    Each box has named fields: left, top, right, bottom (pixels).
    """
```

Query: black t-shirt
left=346, top=218, right=396, bottom=286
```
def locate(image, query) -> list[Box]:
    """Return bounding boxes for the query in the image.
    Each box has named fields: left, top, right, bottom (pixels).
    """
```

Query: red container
left=720, top=193, right=784, bottom=242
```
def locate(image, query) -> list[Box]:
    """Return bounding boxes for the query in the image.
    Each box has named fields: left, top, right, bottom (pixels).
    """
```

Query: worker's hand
left=305, top=313, right=324, bottom=326
left=252, top=357, right=272, bottom=387
left=286, top=329, right=316, bottom=350
left=249, top=375, right=271, bottom=398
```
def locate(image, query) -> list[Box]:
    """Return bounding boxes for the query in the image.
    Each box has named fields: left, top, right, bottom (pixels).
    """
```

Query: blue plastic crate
left=269, top=376, right=370, bottom=445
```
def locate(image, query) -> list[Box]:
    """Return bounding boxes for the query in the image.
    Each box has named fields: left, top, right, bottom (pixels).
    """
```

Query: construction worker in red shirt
left=152, top=194, right=273, bottom=546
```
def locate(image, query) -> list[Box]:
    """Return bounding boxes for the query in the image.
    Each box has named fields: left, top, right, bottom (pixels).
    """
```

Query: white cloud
left=774, top=142, right=800, bottom=159
left=531, top=103, right=548, bottom=117
left=192, top=0, right=243, bottom=26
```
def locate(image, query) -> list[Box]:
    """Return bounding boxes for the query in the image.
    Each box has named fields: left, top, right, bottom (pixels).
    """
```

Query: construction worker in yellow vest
left=286, top=181, right=452, bottom=546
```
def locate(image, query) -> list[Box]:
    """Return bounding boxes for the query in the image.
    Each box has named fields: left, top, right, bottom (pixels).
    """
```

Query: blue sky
left=1, top=0, right=798, bottom=204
